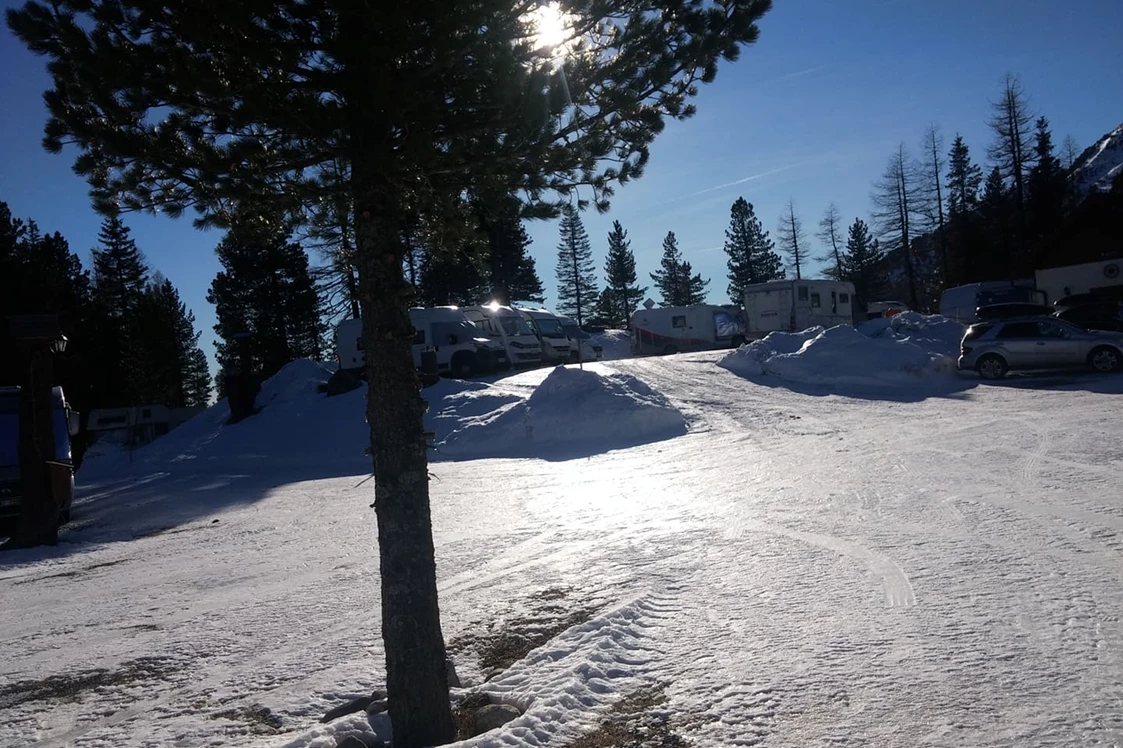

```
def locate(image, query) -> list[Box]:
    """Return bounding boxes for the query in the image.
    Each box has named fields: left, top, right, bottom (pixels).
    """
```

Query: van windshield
left=561, top=324, right=589, bottom=340
left=536, top=319, right=567, bottom=338
left=498, top=314, right=533, bottom=337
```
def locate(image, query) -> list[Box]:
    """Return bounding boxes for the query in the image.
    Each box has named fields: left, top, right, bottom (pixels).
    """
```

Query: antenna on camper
left=643, top=298, right=656, bottom=310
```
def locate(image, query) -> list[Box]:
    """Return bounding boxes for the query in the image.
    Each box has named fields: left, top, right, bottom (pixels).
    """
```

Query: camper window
left=840, top=293, right=850, bottom=304
left=672, top=315, right=686, bottom=328
left=798, top=286, right=808, bottom=301
left=810, top=292, right=821, bottom=308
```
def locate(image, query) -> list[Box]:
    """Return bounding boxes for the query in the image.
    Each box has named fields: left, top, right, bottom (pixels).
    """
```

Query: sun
left=526, top=1, right=573, bottom=54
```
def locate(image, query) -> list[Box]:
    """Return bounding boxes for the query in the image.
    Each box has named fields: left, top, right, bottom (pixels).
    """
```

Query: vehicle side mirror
left=67, top=410, right=80, bottom=436
left=448, top=334, right=459, bottom=345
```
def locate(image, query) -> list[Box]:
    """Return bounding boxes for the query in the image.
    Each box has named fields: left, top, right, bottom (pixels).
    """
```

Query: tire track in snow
left=739, top=519, right=916, bottom=608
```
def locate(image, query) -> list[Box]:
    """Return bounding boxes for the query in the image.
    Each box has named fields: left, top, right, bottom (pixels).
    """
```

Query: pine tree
left=945, top=134, right=984, bottom=285
left=1027, top=116, right=1066, bottom=246
left=208, top=212, right=322, bottom=384
left=977, top=166, right=1014, bottom=280
left=486, top=217, right=544, bottom=306
left=89, top=215, right=150, bottom=405
left=815, top=203, right=844, bottom=280
left=416, top=243, right=489, bottom=307
left=987, top=73, right=1034, bottom=261
left=725, top=197, right=783, bottom=302
left=946, top=135, right=983, bottom=215
left=839, top=218, right=886, bottom=305
left=601, top=221, right=646, bottom=327
left=8, top=0, right=773, bottom=737
left=775, top=199, right=808, bottom=280
left=652, top=231, right=708, bottom=306
left=554, top=204, right=598, bottom=325
left=133, top=275, right=211, bottom=407
left=871, top=144, right=920, bottom=309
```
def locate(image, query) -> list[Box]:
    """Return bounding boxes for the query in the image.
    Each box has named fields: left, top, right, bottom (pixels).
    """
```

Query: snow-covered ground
left=590, top=329, right=633, bottom=360
left=3, top=352, right=1123, bottom=747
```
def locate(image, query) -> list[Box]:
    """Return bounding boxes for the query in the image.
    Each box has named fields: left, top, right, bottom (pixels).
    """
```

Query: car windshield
left=535, top=319, right=567, bottom=338
left=498, top=314, right=533, bottom=337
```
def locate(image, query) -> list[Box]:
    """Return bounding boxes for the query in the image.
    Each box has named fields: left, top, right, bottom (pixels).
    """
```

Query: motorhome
left=335, top=307, right=510, bottom=379
left=558, top=316, right=604, bottom=362
left=1, top=386, right=80, bottom=537
left=939, top=281, right=1044, bottom=323
left=514, top=307, right=573, bottom=364
left=742, top=279, right=856, bottom=336
left=630, top=303, right=745, bottom=355
left=461, top=303, right=543, bottom=367
left=1034, top=258, right=1123, bottom=306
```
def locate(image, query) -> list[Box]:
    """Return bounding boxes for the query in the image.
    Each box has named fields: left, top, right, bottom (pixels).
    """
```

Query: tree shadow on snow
left=734, top=373, right=980, bottom=403
left=0, top=462, right=372, bottom=566
left=972, top=370, right=1123, bottom=394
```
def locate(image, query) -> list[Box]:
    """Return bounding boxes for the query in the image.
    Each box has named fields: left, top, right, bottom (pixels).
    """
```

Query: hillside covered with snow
left=1072, top=122, right=1123, bottom=195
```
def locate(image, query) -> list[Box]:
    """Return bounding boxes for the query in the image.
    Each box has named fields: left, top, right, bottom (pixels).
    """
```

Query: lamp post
left=4, top=314, right=66, bottom=549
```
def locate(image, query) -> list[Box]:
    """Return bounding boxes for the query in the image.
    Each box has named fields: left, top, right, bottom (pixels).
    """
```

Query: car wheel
left=1088, top=346, right=1122, bottom=373
left=450, top=353, right=476, bottom=379
left=975, top=353, right=1008, bottom=380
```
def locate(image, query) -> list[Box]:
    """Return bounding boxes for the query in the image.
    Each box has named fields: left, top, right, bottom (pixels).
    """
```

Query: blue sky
left=2, top=0, right=1121, bottom=369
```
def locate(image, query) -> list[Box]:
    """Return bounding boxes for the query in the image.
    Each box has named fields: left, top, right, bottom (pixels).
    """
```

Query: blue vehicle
left=0, top=386, right=80, bottom=538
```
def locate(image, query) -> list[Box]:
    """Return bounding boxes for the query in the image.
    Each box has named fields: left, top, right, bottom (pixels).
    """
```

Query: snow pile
left=1072, top=122, right=1123, bottom=195
left=857, top=311, right=966, bottom=357
left=81, top=359, right=370, bottom=477
left=591, top=329, right=633, bottom=360
left=719, top=321, right=958, bottom=387
left=437, top=366, right=686, bottom=459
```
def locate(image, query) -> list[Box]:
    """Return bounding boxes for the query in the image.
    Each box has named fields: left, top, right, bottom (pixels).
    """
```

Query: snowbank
left=80, top=360, right=685, bottom=478
left=719, top=315, right=963, bottom=388
left=437, top=366, right=687, bottom=459
left=591, top=329, right=633, bottom=360
left=858, top=311, right=966, bottom=357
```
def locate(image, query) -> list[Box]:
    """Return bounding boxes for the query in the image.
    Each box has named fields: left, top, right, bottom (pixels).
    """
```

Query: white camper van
left=335, top=307, right=509, bottom=379
left=630, top=303, right=746, bottom=355
left=558, top=316, right=603, bottom=362
left=1034, top=258, right=1123, bottom=306
left=938, top=281, right=1043, bottom=323
left=462, top=303, right=543, bottom=367
left=742, top=279, right=855, bottom=337
left=514, top=307, right=573, bottom=364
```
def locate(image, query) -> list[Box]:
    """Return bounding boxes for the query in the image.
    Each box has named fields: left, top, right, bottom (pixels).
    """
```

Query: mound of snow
left=857, top=312, right=966, bottom=357
left=437, top=366, right=686, bottom=459
left=719, top=321, right=957, bottom=387
left=591, top=329, right=633, bottom=360
left=1073, top=123, right=1123, bottom=195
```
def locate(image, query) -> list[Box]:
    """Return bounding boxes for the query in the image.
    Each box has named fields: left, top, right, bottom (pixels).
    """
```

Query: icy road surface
left=2, top=354, right=1122, bottom=747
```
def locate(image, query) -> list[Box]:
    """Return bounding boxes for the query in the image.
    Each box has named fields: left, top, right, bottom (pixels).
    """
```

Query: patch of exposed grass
left=0, top=656, right=178, bottom=709
left=565, top=684, right=688, bottom=748
left=210, top=703, right=284, bottom=734
left=451, top=691, right=491, bottom=740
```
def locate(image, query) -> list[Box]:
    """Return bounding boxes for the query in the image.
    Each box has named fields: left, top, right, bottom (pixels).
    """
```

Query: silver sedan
left=957, top=317, right=1123, bottom=379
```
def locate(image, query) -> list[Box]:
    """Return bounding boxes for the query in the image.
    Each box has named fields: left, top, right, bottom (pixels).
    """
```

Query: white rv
left=629, top=303, right=746, bottom=355
left=334, top=307, right=510, bottom=379
left=462, top=303, right=543, bottom=367
left=514, top=307, right=573, bottom=364
left=742, top=279, right=856, bottom=336
left=1034, top=258, right=1123, bottom=306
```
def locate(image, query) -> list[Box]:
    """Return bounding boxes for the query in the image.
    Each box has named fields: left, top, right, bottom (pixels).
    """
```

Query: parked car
left=957, top=317, right=1123, bottom=379
left=1054, top=302, right=1123, bottom=333
left=975, top=302, right=1053, bottom=321
left=1, top=386, right=80, bottom=539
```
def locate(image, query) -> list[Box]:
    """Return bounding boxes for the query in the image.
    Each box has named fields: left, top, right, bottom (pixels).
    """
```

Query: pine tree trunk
left=344, top=23, right=453, bottom=748
left=351, top=180, right=454, bottom=748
